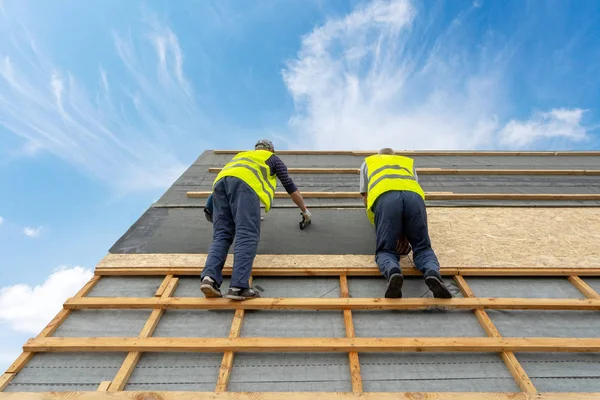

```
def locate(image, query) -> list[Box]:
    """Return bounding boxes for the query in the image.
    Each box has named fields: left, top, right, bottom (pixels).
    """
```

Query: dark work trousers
left=201, top=176, right=261, bottom=289
left=374, top=190, right=440, bottom=279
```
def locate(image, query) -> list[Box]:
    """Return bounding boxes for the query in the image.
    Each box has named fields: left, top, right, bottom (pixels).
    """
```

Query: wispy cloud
left=0, top=266, right=92, bottom=333
left=0, top=8, right=204, bottom=192
left=500, top=108, right=588, bottom=148
left=282, top=0, right=593, bottom=150
left=0, top=216, right=4, bottom=225
left=23, top=226, right=43, bottom=237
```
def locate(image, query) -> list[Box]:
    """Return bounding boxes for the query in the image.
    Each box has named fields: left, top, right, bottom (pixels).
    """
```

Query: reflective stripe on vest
left=365, top=154, right=425, bottom=224
left=214, top=150, right=277, bottom=211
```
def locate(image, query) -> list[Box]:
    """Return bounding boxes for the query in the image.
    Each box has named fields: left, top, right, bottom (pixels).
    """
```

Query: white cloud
left=0, top=216, right=4, bottom=225
left=0, top=10, right=202, bottom=192
left=23, top=226, right=43, bottom=237
left=282, top=0, right=589, bottom=150
left=499, top=108, right=588, bottom=147
left=0, top=266, right=93, bottom=333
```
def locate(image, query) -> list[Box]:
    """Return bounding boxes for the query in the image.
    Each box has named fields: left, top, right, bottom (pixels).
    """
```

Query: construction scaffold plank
left=454, top=276, right=536, bottom=393
left=213, top=149, right=600, bottom=156
left=2, top=391, right=600, bottom=399
left=208, top=167, right=600, bottom=176
left=215, top=277, right=251, bottom=392
left=187, top=191, right=600, bottom=201
left=63, top=296, right=600, bottom=311
left=568, top=276, right=600, bottom=299
left=23, top=337, right=600, bottom=353
left=108, top=276, right=179, bottom=392
left=340, top=275, right=362, bottom=393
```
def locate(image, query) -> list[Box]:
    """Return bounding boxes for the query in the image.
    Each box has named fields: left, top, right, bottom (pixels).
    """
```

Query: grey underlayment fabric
left=487, top=310, right=600, bottom=337
left=86, top=276, right=165, bottom=297
left=153, top=310, right=234, bottom=338
left=5, top=353, right=126, bottom=392
left=251, top=277, right=341, bottom=298
left=51, top=310, right=151, bottom=337
left=228, top=353, right=352, bottom=392
left=110, top=207, right=377, bottom=255
left=360, top=353, right=520, bottom=392
left=242, top=311, right=346, bottom=338
left=125, top=352, right=223, bottom=391
left=465, top=277, right=585, bottom=298
left=516, top=353, right=600, bottom=392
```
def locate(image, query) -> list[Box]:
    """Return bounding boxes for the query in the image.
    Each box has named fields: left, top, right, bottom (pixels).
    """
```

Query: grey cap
left=255, top=139, right=275, bottom=152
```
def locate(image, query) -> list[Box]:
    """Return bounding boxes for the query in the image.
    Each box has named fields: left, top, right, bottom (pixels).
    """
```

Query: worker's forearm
left=290, top=190, right=308, bottom=213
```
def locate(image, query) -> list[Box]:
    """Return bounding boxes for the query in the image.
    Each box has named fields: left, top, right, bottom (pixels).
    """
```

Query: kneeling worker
left=360, top=148, right=452, bottom=299
left=201, top=140, right=311, bottom=300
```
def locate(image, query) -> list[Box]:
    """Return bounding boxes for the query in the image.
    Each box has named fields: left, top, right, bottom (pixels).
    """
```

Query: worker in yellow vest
left=201, top=140, right=311, bottom=300
left=360, top=148, right=452, bottom=298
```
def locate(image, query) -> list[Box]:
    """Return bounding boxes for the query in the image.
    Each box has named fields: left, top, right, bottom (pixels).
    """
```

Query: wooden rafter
left=63, top=296, right=600, bottom=311
left=208, top=167, right=600, bottom=176
left=454, top=276, right=536, bottom=393
left=187, top=191, right=600, bottom=201
left=23, top=337, right=600, bottom=353
left=568, top=276, right=600, bottom=299
left=340, top=275, right=362, bottom=393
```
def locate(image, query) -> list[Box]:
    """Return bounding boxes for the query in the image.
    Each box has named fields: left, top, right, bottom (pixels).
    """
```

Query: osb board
left=99, top=208, right=600, bottom=269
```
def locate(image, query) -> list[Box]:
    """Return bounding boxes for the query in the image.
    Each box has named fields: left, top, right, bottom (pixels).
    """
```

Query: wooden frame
left=208, top=167, right=600, bottom=176
left=187, top=191, right=600, bottom=201
left=3, top=268, right=600, bottom=397
left=213, top=150, right=600, bottom=156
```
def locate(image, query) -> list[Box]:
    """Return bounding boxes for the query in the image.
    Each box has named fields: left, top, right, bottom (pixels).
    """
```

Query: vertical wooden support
left=155, top=274, right=174, bottom=297
left=568, top=276, right=600, bottom=299
left=108, top=275, right=179, bottom=392
left=97, top=381, right=112, bottom=391
left=454, top=276, right=537, bottom=393
left=339, top=275, right=363, bottom=393
left=1, top=275, right=101, bottom=392
left=215, top=278, right=251, bottom=392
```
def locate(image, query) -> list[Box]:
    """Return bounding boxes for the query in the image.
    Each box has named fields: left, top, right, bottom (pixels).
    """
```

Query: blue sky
left=1, top=0, right=600, bottom=370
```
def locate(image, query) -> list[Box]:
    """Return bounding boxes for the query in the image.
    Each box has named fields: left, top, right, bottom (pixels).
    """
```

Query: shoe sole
left=425, top=276, right=453, bottom=298
left=384, top=274, right=404, bottom=298
left=225, top=294, right=259, bottom=301
left=200, top=284, right=222, bottom=298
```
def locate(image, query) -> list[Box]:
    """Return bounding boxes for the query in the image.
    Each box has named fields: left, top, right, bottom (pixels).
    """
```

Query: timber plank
left=97, top=381, right=112, bottom=391
left=1, top=391, right=600, bottom=399
left=340, top=276, right=362, bottom=393
left=187, top=191, right=600, bottom=200
left=155, top=274, right=174, bottom=297
left=0, top=374, right=14, bottom=392
left=23, top=337, right=600, bottom=353
left=568, top=276, right=600, bottom=299
left=64, top=297, right=600, bottom=311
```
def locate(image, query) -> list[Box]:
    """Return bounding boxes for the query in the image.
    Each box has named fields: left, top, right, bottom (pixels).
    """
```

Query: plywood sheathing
left=98, top=208, right=600, bottom=269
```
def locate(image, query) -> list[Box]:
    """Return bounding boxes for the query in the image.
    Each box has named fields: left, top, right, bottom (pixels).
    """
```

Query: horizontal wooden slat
left=214, top=149, right=600, bottom=156
left=1, top=391, right=599, bottom=399
left=95, top=266, right=600, bottom=277
left=64, top=297, right=600, bottom=311
left=24, top=337, right=600, bottom=353
left=208, top=167, right=600, bottom=176
left=187, top=191, right=600, bottom=201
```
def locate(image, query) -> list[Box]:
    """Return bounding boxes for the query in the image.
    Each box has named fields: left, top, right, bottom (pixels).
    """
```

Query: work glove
left=205, top=193, right=214, bottom=223
left=204, top=208, right=213, bottom=223
left=299, top=209, right=312, bottom=230
left=396, top=235, right=412, bottom=256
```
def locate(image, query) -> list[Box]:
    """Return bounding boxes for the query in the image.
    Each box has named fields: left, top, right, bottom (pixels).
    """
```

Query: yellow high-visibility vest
left=365, top=154, right=425, bottom=224
left=214, top=150, right=277, bottom=212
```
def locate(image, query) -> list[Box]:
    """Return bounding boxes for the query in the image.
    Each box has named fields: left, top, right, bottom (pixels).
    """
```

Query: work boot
left=226, top=287, right=261, bottom=301
left=424, top=271, right=453, bottom=299
left=200, top=276, right=222, bottom=298
left=384, top=273, right=404, bottom=298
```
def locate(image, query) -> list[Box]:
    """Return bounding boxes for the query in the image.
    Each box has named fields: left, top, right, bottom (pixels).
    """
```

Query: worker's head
left=379, top=148, right=395, bottom=155
left=255, top=139, right=275, bottom=153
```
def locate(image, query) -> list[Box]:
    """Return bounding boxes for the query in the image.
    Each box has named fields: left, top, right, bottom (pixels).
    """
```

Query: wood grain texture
left=64, top=296, right=600, bottom=311
left=208, top=167, right=600, bottom=176
left=340, top=276, right=362, bottom=393
left=568, top=276, right=600, bottom=299
left=1, top=392, right=600, bottom=399
left=0, top=374, right=14, bottom=392
left=155, top=274, right=174, bottom=297
left=454, top=276, right=536, bottom=393
left=97, top=381, right=112, bottom=391
left=5, top=352, right=34, bottom=374
left=23, top=337, right=600, bottom=353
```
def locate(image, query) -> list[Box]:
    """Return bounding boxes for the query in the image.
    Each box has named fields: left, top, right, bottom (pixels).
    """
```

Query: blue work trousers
left=374, top=190, right=440, bottom=279
left=201, top=176, right=261, bottom=289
